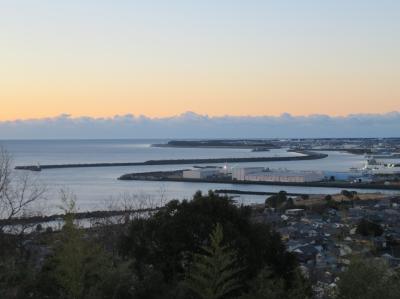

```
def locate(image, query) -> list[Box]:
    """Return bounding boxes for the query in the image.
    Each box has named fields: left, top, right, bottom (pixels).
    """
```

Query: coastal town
left=2, top=1, right=400, bottom=297
left=250, top=191, right=400, bottom=298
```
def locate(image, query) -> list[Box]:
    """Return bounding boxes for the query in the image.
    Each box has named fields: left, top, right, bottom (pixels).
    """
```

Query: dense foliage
left=119, top=191, right=301, bottom=297
left=336, top=258, right=400, bottom=299
left=0, top=191, right=311, bottom=298
left=13, top=191, right=400, bottom=298
left=185, top=223, right=243, bottom=299
left=264, top=191, right=294, bottom=210
left=356, top=218, right=384, bottom=237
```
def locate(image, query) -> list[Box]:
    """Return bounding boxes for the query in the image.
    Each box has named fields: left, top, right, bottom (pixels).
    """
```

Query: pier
left=15, top=151, right=328, bottom=171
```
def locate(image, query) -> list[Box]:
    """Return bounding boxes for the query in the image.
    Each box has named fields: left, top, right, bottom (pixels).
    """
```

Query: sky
left=1, top=0, right=399, bottom=123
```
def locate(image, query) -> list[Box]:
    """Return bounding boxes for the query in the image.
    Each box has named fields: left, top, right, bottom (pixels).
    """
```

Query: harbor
left=3, top=138, right=400, bottom=213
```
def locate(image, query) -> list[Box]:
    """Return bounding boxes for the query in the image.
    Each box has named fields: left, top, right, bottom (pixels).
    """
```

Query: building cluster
left=182, top=167, right=325, bottom=183
left=231, top=167, right=325, bottom=183
left=182, top=168, right=221, bottom=179
left=182, top=162, right=400, bottom=184
left=276, top=137, right=400, bottom=153
left=252, top=195, right=400, bottom=298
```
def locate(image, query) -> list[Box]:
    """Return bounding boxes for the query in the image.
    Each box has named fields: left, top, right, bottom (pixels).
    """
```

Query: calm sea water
left=0, top=139, right=396, bottom=214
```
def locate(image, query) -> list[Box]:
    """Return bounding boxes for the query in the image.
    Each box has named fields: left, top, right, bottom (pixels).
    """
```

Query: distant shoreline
left=152, top=144, right=275, bottom=149
left=151, top=139, right=280, bottom=149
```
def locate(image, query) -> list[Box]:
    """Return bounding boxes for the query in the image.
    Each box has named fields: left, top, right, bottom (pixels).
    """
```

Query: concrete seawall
left=15, top=151, right=328, bottom=171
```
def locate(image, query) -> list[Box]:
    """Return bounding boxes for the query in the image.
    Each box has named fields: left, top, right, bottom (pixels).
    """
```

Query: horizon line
left=1, top=110, right=400, bottom=122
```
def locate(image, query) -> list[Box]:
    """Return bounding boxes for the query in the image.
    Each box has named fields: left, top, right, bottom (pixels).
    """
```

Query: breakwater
left=214, top=189, right=308, bottom=197
left=15, top=151, right=328, bottom=171
left=0, top=207, right=160, bottom=227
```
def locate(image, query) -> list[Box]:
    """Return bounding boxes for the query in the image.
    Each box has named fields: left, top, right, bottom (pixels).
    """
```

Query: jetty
left=15, top=151, right=328, bottom=171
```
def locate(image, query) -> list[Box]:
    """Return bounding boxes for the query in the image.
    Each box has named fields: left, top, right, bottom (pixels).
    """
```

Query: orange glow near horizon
left=1, top=67, right=399, bottom=121
left=1, top=90, right=399, bottom=121
left=1, top=1, right=399, bottom=121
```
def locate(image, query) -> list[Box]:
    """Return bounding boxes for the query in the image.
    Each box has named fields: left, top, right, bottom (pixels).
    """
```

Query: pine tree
left=186, top=223, right=243, bottom=299
left=50, top=192, right=111, bottom=299
left=336, top=258, right=400, bottom=299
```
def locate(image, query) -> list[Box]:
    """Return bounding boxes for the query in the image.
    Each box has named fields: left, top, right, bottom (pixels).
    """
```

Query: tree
left=336, top=258, right=400, bottom=299
left=185, top=223, right=243, bottom=299
left=36, top=192, right=113, bottom=299
left=356, top=219, right=383, bottom=237
left=0, top=147, right=46, bottom=298
left=119, top=192, right=298, bottom=291
left=0, top=253, right=36, bottom=299
left=340, top=190, right=357, bottom=199
left=265, top=191, right=287, bottom=209
left=284, top=197, right=295, bottom=209
left=239, top=267, right=311, bottom=299
left=0, top=147, right=46, bottom=232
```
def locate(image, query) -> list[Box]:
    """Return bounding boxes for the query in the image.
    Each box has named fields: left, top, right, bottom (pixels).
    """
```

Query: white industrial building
left=182, top=168, right=221, bottom=179
left=232, top=167, right=324, bottom=183
left=231, top=167, right=265, bottom=180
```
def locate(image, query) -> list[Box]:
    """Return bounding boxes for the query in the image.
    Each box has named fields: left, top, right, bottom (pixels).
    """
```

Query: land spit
left=118, top=170, right=400, bottom=191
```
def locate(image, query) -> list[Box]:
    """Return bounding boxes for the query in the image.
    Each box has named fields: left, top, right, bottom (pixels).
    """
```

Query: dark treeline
left=1, top=191, right=400, bottom=299
left=0, top=192, right=309, bottom=299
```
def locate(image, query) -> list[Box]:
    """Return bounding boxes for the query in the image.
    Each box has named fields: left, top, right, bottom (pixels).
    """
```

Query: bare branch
left=0, top=146, right=47, bottom=233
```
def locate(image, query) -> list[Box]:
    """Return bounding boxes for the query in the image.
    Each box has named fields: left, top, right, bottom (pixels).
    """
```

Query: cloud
left=0, top=111, right=399, bottom=139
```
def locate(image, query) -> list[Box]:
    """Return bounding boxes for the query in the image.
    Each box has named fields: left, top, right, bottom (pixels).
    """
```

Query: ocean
left=0, top=139, right=393, bottom=214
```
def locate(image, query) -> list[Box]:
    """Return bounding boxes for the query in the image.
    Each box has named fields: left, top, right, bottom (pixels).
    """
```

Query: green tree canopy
left=185, top=223, right=243, bottom=299
left=119, top=191, right=297, bottom=290
left=265, top=191, right=288, bottom=209
left=336, top=258, right=400, bottom=299
left=239, top=267, right=311, bottom=299
left=356, top=219, right=383, bottom=237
